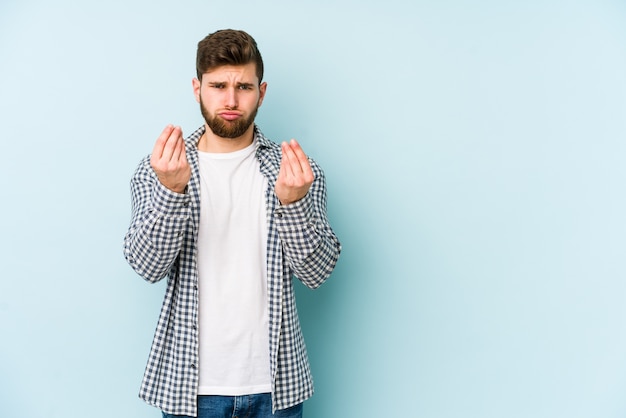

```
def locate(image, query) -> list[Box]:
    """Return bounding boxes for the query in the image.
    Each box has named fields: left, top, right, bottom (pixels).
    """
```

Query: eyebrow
left=207, top=81, right=256, bottom=87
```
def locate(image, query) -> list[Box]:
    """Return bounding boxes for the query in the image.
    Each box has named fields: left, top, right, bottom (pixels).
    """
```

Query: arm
left=123, top=126, right=192, bottom=283
left=274, top=140, right=341, bottom=289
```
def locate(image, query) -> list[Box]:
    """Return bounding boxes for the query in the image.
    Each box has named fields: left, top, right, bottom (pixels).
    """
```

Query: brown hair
left=196, top=29, right=264, bottom=82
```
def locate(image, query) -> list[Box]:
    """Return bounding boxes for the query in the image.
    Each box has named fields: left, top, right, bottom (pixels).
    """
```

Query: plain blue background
left=1, top=0, right=625, bottom=417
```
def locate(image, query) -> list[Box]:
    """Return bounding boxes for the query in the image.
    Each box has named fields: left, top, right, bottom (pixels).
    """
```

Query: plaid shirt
left=123, top=125, right=341, bottom=416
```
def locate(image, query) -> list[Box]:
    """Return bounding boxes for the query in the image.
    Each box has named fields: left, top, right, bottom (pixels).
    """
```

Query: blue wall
left=1, top=1, right=625, bottom=417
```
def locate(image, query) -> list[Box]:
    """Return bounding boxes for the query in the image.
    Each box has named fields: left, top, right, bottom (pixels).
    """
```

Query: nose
left=224, top=87, right=238, bottom=109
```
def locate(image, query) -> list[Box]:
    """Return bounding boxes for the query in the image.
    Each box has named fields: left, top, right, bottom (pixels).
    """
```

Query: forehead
left=201, top=63, right=258, bottom=83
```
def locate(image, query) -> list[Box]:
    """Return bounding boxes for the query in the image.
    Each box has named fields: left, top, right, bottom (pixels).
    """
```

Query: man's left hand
left=275, top=139, right=315, bottom=205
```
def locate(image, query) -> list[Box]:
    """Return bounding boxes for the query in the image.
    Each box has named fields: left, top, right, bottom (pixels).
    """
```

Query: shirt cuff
left=274, top=193, right=313, bottom=231
left=151, top=180, right=191, bottom=218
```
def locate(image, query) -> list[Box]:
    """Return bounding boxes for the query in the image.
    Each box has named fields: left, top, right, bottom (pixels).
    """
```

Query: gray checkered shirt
left=123, top=125, right=341, bottom=416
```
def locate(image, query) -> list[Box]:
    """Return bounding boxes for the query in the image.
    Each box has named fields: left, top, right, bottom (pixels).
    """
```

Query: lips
left=219, top=112, right=242, bottom=121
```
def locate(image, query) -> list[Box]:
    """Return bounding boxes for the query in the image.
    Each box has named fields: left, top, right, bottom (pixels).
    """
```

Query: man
left=123, top=29, right=341, bottom=418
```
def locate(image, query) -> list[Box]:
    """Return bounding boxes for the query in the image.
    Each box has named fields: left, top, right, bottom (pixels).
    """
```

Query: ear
left=258, top=81, right=268, bottom=107
left=192, top=77, right=201, bottom=103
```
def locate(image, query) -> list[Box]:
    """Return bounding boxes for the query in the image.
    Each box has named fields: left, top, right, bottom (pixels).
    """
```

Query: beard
left=200, top=96, right=259, bottom=139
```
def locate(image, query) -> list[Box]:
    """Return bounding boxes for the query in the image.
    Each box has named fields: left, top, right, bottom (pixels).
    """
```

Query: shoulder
left=255, top=127, right=281, bottom=152
left=132, top=154, right=155, bottom=181
left=254, top=127, right=282, bottom=168
left=184, top=125, right=205, bottom=150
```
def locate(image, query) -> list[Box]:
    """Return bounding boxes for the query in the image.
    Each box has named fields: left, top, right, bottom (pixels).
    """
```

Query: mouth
left=218, top=111, right=243, bottom=121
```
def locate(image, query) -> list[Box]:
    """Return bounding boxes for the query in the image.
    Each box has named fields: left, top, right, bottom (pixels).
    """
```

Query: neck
left=197, top=125, right=255, bottom=153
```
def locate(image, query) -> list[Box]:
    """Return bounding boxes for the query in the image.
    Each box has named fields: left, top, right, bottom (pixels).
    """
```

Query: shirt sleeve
left=273, top=165, right=341, bottom=289
left=123, top=157, right=191, bottom=283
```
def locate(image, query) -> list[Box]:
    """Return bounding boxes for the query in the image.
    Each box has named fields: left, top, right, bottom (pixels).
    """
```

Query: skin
left=150, top=62, right=314, bottom=205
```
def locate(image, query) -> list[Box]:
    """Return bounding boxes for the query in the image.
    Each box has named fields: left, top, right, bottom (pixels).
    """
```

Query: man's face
left=193, top=63, right=267, bottom=139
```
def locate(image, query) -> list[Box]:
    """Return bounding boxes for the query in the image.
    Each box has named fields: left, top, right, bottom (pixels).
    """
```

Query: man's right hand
left=150, top=125, right=191, bottom=194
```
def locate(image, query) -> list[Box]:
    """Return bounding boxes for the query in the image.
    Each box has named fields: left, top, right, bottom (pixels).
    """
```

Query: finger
left=160, top=126, right=182, bottom=162
left=170, top=136, right=182, bottom=163
left=152, top=125, right=175, bottom=160
left=288, top=139, right=314, bottom=178
left=170, top=128, right=185, bottom=162
left=281, top=141, right=298, bottom=177
left=178, top=137, right=189, bottom=165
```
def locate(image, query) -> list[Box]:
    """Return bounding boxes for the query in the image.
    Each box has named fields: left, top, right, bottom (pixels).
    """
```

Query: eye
left=238, top=84, right=253, bottom=90
left=210, top=83, right=225, bottom=89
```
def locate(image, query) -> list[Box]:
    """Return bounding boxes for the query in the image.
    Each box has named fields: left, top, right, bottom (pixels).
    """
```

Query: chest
left=197, top=149, right=268, bottom=228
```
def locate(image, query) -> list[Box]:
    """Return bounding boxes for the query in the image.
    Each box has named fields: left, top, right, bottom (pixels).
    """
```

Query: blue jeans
left=162, top=394, right=303, bottom=418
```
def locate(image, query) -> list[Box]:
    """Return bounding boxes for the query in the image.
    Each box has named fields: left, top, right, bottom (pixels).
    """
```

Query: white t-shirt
left=196, top=139, right=271, bottom=395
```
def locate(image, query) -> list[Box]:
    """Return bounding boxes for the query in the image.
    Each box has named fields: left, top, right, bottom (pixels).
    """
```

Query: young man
left=123, top=29, right=341, bottom=418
